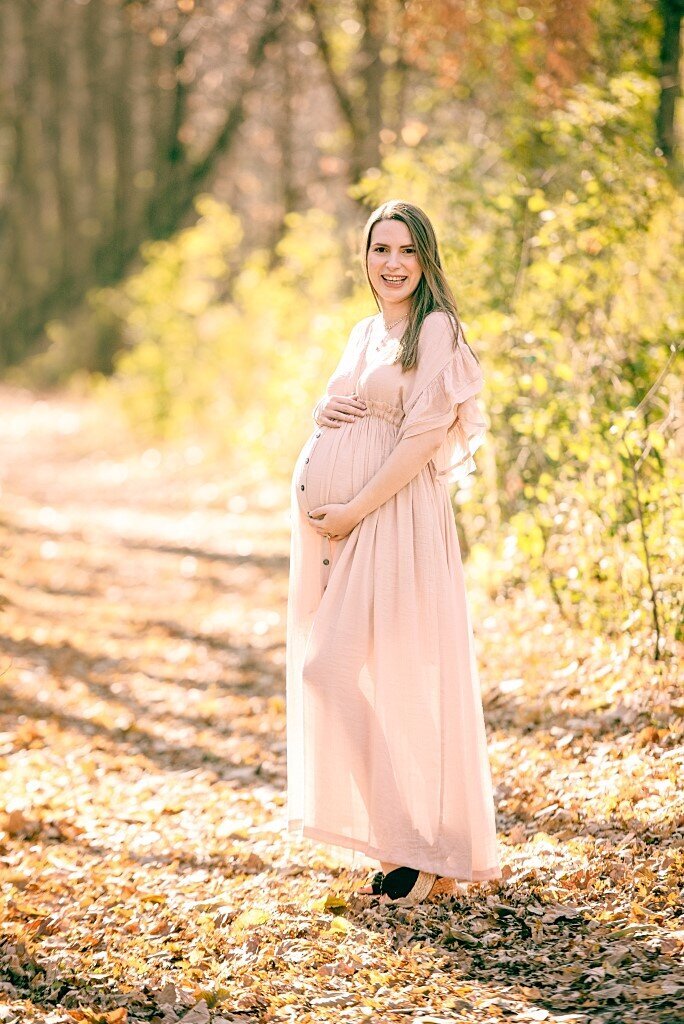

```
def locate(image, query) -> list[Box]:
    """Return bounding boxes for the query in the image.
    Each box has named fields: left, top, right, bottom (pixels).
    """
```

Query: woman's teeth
left=382, top=275, right=407, bottom=284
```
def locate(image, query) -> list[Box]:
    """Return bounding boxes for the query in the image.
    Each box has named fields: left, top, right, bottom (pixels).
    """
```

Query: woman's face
left=366, top=219, right=422, bottom=309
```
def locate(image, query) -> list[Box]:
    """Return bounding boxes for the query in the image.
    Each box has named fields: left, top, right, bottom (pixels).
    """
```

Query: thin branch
left=621, top=434, right=663, bottom=659
left=631, top=342, right=678, bottom=418
left=616, top=348, right=678, bottom=660
left=186, top=0, right=287, bottom=192
left=511, top=201, right=532, bottom=305
left=306, top=0, right=361, bottom=142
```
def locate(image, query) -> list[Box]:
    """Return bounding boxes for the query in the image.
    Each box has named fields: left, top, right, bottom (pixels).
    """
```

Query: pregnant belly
left=294, top=401, right=402, bottom=516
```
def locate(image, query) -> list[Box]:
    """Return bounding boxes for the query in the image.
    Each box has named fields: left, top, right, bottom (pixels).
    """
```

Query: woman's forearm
left=348, top=427, right=445, bottom=521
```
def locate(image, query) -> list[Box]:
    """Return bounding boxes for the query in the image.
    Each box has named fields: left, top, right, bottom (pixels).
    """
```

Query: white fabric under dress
left=285, top=311, right=501, bottom=882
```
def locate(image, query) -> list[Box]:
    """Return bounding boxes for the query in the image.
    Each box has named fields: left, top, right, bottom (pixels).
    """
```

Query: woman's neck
left=377, top=302, right=411, bottom=328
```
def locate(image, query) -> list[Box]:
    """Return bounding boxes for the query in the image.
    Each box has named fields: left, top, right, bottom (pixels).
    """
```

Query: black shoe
left=381, top=866, right=444, bottom=903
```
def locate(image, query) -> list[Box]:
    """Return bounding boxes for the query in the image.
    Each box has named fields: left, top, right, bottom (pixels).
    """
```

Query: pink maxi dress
left=286, top=310, right=502, bottom=881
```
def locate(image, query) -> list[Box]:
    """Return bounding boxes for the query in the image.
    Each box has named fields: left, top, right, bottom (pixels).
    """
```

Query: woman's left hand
left=307, top=503, right=360, bottom=541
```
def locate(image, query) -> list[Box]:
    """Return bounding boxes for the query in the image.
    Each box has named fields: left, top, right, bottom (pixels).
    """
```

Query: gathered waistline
left=362, top=398, right=403, bottom=426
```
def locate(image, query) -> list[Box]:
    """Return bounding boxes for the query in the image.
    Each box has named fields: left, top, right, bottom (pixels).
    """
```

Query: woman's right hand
left=316, top=394, right=367, bottom=428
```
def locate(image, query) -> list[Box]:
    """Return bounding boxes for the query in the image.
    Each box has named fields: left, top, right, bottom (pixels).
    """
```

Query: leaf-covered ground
left=0, top=386, right=682, bottom=1024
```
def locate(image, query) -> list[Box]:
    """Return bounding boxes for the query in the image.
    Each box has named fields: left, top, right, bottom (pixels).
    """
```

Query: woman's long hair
left=361, top=199, right=479, bottom=373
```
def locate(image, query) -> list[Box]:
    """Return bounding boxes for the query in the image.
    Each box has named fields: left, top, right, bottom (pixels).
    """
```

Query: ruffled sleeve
left=395, top=313, right=487, bottom=486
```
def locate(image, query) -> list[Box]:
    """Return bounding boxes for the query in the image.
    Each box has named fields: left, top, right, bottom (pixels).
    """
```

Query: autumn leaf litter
left=0, top=389, right=682, bottom=1024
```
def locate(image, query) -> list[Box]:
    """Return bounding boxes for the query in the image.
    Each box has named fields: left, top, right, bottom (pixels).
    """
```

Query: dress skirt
left=285, top=311, right=502, bottom=881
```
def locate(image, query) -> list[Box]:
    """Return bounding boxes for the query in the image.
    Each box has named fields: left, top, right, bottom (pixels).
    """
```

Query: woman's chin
left=377, top=287, right=413, bottom=303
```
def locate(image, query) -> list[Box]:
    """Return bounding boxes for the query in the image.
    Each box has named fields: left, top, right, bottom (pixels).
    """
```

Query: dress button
left=315, top=432, right=321, bottom=437
left=304, top=457, right=309, bottom=463
left=300, top=484, right=305, bottom=490
left=323, top=558, right=329, bottom=565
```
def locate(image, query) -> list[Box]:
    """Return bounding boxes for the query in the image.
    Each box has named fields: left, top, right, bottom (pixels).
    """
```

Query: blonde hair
left=361, top=199, right=479, bottom=372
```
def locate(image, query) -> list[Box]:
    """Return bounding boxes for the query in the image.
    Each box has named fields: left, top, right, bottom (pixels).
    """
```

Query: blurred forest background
left=1, top=0, right=682, bottom=655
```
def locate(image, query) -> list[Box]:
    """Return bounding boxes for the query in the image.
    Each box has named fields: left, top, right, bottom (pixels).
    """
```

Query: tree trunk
left=656, top=0, right=683, bottom=162
left=306, top=0, right=388, bottom=183
left=0, top=0, right=287, bottom=369
left=358, top=0, right=383, bottom=172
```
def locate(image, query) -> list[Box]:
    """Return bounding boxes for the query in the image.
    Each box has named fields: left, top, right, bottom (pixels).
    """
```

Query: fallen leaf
left=66, top=1010, right=127, bottom=1024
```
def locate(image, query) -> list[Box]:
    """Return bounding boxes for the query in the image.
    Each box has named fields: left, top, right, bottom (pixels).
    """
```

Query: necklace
left=375, top=314, right=408, bottom=352
left=382, top=313, right=408, bottom=333
left=371, top=313, right=408, bottom=358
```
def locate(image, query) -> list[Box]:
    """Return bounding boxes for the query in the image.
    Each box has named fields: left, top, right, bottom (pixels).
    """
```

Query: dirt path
left=0, top=385, right=681, bottom=1024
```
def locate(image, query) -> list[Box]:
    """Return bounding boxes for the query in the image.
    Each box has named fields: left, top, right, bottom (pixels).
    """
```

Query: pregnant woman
left=286, top=199, right=502, bottom=904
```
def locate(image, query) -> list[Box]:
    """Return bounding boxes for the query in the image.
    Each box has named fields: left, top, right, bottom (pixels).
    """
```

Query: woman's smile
left=366, top=219, right=422, bottom=312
